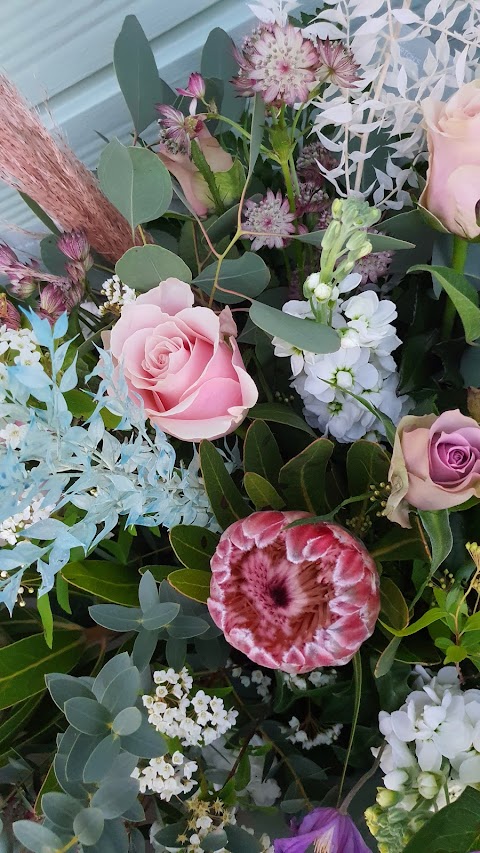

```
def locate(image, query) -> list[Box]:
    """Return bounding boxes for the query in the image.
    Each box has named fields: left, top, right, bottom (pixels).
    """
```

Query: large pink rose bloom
left=386, top=410, right=480, bottom=527
left=208, top=511, right=380, bottom=673
left=420, top=80, right=480, bottom=239
left=104, top=279, right=258, bottom=441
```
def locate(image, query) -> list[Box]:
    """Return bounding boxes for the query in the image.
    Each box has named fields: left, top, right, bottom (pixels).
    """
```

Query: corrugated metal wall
left=0, top=0, right=255, bottom=243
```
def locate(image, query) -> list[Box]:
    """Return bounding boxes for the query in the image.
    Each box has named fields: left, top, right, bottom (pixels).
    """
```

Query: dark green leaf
left=169, top=525, right=219, bottom=572
left=244, top=472, right=285, bottom=510
left=19, top=192, right=60, bottom=234
left=347, top=440, right=390, bottom=496
left=193, top=252, right=270, bottom=304
left=167, top=568, right=211, bottom=603
left=40, top=234, right=67, bottom=275
left=224, top=825, right=262, bottom=853
left=371, top=526, right=427, bottom=562
left=381, top=607, right=446, bottom=638
left=113, top=15, right=175, bottom=133
left=374, top=637, right=402, bottom=678
left=244, top=420, right=283, bottom=483
left=13, top=821, right=63, bottom=853
left=410, top=264, right=480, bottom=343
left=0, top=694, right=42, bottom=752
left=380, top=578, right=409, bottom=630
left=199, top=440, right=250, bottom=529
left=166, top=636, right=187, bottom=670
left=63, top=560, right=139, bottom=606
left=416, top=509, right=453, bottom=595
left=98, top=140, right=172, bottom=229
left=279, top=438, right=334, bottom=514
left=116, top=244, right=192, bottom=290
left=403, top=787, right=480, bottom=852
left=64, top=697, right=111, bottom=736
left=249, top=300, right=340, bottom=354
left=248, top=93, right=265, bottom=179
left=0, top=631, right=84, bottom=710
left=247, top=403, right=315, bottom=435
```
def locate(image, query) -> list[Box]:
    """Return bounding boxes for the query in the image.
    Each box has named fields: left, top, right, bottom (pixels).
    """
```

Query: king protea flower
left=207, top=511, right=380, bottom=673
left=274, top=808, right=373, bottom=852
left=233, top=24, right=319, bottom=105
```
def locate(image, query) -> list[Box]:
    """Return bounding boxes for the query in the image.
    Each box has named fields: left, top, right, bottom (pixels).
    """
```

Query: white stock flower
left=303, top=346, right=379, bottom=402
left=340, top=291, right=398, bottom=348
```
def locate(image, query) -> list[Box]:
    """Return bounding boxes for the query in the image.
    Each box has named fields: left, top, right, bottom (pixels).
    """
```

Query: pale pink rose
left=158, top=127, right=233, bottom=217
left=208, top=511, right=380, bottom=673
left=104, top=278, right=258, bottom=441
left=386, top=410, right=480, bottom=527
left=420, top=81, right=480, bottom=239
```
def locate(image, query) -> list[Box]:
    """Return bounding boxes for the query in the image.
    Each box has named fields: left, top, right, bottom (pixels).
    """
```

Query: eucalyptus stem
left=441, top=234, right=468, bottom=340
left=337, top=652, right=362, bottom=807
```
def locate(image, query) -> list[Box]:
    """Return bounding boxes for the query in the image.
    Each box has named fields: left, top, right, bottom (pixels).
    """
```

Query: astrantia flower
left=296, top=141, right=338, bottom=184
left=273, top=807, right=372, bottom=852
left=233, top=24, right=319, bottom=105
left=156, top=104, right=204, bottom=154
left=208, top=511, right=380, bottom=673
left=316, top=39, right=361, bottom=88
left=0, top=294, right=20, bottom=330
left=177, top=72, right=206, bottom=115
left=243, top=190, right=295, bottom=250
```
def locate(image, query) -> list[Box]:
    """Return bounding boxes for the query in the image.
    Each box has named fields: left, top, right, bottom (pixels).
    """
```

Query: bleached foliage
left=306, top=0, right=480, bottom=208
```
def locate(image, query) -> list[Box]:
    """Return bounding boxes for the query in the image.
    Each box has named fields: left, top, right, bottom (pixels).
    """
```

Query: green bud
left=376, top=788, right=401, bottom=808
left=331, top=199, right=343, bottom=219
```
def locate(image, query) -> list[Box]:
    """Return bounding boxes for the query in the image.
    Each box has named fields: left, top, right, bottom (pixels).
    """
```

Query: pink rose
left=158, top=127, right=233, bottom=217
left=208, top=511, right=380, bottom=673
left=420, top=81, right=480, bottom=239
left=104, top=278, right=258, bottom=442
left=386, top=410, right=480, bottom=527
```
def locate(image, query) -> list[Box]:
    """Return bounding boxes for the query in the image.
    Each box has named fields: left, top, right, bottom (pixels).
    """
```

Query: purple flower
left=274, top=808, right=372, bottom=853
left=177, top=72, right=206, bottom=115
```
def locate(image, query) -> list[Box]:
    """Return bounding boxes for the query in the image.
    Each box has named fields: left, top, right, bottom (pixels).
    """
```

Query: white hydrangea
left=377, top=665, right=480, bottom=811
left=100, top=274, right=136, bottom=315
left=143, top=667, right=238, bottom=747
left=132, top=751, right=198, bottom=801
left=274, top=276, right=409, bottom=442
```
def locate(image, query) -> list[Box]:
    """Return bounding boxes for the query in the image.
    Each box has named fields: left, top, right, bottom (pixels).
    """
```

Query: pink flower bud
left=0, top=293, right=20, bottom=330
left=38, top=283, right=68, bottom=324
left=57, top=229, right=92, bottom=267
left=0, top=243, right=18, bottom=268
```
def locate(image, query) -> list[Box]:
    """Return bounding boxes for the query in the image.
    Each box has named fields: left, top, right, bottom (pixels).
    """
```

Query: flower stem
left=337, top=652, right=362, bottom=807
left=441, top=234, right=468, bottom=340
left=280, top=156, right=296, bottom=213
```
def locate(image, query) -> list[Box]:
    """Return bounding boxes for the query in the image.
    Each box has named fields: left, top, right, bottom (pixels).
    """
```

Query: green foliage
left=403, top=787, right=480, bottom=852
left=411, top=264, right=480, bottom=343
left=199, top=440, right=251, bottom=529
left=62, top=560, right=140, bottom=606
left=115, top=244, right=192, bottom=291
left=244, top=420, right=283, bottom=484
left=98, top=140, right=172, bottom=230
left=114, top=15, right=175, bottom=133
left=0, top=631, right=84, bottom=710
left=279, top=438, right=334, bottom=514
left=167, top=568, right=211, bottom=604
left=249, top=300, right=340, bottom=354
left=247, top=403, right=316, bottom=435
left=193, top=253, right=270, bottom=304
left=169, top=525, right=219, bottom=572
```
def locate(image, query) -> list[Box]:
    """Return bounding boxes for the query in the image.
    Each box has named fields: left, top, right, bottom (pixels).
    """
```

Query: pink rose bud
left=420, top=80, right=480, bottom=239
left=386, top=410, right=480, bottom=527
left=208, top=511, right=380, bottom=673
left=103, top=278, right=258, bottom=441
left=0, top=293, right=20, bottom=330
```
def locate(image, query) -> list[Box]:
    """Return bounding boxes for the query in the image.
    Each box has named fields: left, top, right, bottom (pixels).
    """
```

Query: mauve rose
left=158, top=127, right=233, bottom=217
left=420, top=80, right=480, bottom=239
left=103, top=278, right=258, bottom=442
left=386, top=410, right=480, bottom=527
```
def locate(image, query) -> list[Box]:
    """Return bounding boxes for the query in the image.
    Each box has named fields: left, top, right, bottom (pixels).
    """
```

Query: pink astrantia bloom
left=316, top=39, right=361, bottom=88
left=233, top=23, right=319, bottom=105
left=207, top=511, right=380, bottom=674
left=177, top=72, right=206, bottom=115
left=38, top=284, right=68, bottom=324
left=243, top=190, right=295, bottom=250
left=274, top=807, right=372, bottom=853
left=156, top=105, right=205, bottom=155
left=0, top=293, right=20, bottom=330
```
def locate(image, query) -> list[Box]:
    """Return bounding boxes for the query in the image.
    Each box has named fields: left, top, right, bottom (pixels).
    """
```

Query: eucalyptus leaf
left=73, top=808, right=105, bottom=846
left=249, top=300, right=340, bottom=354
left=46, top=674, right=93, bottom=712
left=116, top=244, right=192, bottom=291
left=88, top=604, right=143, bottom=632
left=98, top=140, right=172, bottom=230
left=64, top=697, right=111, bottom=736
left=112, top=707, right=142, bottom=736
left=91, top=778, right=139, bottom=820
left=41, top=792, right=82, bottom=830
left=167, top=615, right=210, bottom=639
left=140, top=601, right=180, bottom=631
left=193, top=252, right=270, bottom=304
left=13, top=821, right=63, bottom=853
left=120, top=717, right=167, bottom=759
left=100, top=666, right=141, bottom=716
left=83, top=734, right=121, bottom=784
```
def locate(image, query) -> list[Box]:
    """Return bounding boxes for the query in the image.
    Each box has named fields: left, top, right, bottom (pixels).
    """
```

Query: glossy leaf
left=199, top=440, right=250, bottom=529
left=113, top=15, right=175, bottom=133
left=167, top=568, right=211, bottom=604
left=411, top=264, right=480, bottom=343
left=0, top=694, right=42, bottom=752
left=247, top=403, right=315, bottom=436
left=19, top=192, right=60, bottom=235
left=244, top=471, right=285, bottom=510
left=380, top=578, right=409, bottom=630
left=381, top=607, right=446, bottom=638
left=169, top=525, right=219, bottom=572
left=347, top=440, right=390, bottom=496
left=37, top=594, right=53, bottom=648
left=63, top=560, right=139, bottom=606
left=416, top=509, right=453, bottom=597
left=98, top=140, right=172, bottom=229
left=374, top=637, right=402, bottom=679
left=371, top=526, right=427, bottom=562
left=403, top=787, right=480, bottom=852
left=279, top=438, right=334, bottom=514
left=249, top=300, right=340, bottom=354
left=194, top=252, right=270, bottom=304
left=244, top=420, right=283, bottom=484
left=116, top=244, right=192, bottom=291
left=0, top=631, right=83, bottom=710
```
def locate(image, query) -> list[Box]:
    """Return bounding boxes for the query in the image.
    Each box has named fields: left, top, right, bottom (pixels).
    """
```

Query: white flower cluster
left=99, top=274, right=136, bottom=315
left=274, top=273, right=408, bottom=442
left=132, top=751, right=198, bottom=801
left=231, top=664, right=272, bottom=700
left=282, top=667, right=338, bottom=692
left=143, top=667, right=238, bottom=747
left=288, top=716, right=343, bottom=751
left=0, top=494, right=53, bottom=547
left=0, top=326, right=40, bottom=380
left=378, top=665, right=480, bottom=808
left=0, top=422, right=27, bottom=449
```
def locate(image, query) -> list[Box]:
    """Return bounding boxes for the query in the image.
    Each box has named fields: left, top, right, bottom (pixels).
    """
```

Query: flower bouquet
left=1, top=1, right=480, bottom=851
